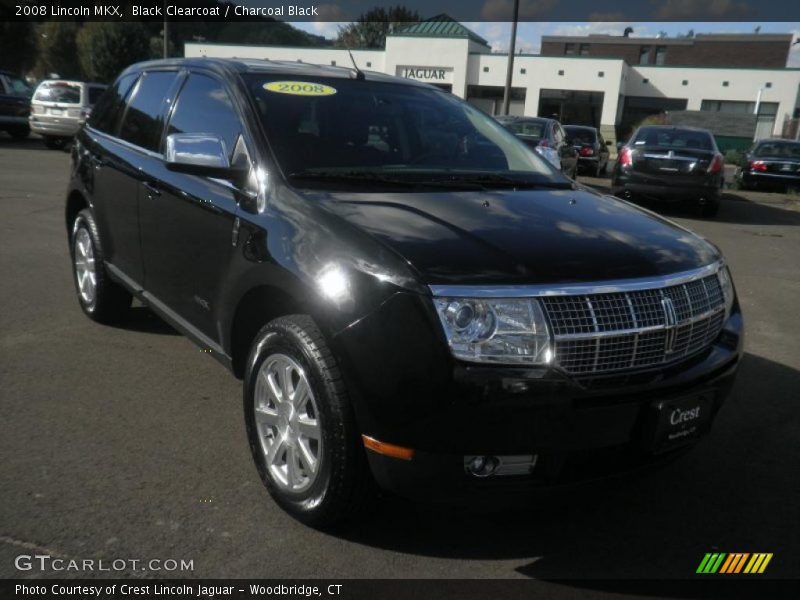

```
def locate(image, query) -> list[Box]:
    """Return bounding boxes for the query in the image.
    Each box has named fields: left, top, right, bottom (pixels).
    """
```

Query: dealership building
left=185, top=15, right=800, bottom=148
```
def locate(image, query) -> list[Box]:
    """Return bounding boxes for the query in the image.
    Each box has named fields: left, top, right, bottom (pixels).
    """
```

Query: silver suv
left=29, top=80, right=106, bottom=149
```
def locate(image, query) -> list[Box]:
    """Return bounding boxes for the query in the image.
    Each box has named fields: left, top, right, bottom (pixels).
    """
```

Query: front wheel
left=244, top=315, right=373, bottom=527
left=71, top=209, right=131, bottom=323
left=43, top=136, right=68, bottom=150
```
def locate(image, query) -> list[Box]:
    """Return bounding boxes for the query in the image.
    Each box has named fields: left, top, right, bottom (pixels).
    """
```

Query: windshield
left=246, top=76, right=560, bottom=189
left=564, top=127, right=596, bottom=144
left=4, top=75, right=31, bottom=97
left=633, top=127, right=714, bottom=151
left=753, top=141, right=800, bottom=159
left=34, top=81, right=81, bottom=104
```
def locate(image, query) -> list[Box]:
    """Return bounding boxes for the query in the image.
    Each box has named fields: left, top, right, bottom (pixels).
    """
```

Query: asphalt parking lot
left=1, top=135, right=799, bottom=592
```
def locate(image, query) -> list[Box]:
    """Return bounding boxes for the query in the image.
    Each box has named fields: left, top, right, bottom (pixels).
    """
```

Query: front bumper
left=334, top=292, right=743, bottom=499
left=29, top=115, right=81, bottom=137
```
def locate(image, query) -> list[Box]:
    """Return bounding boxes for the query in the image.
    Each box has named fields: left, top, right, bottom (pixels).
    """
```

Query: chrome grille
left=542, top=274, right=726, bottom=375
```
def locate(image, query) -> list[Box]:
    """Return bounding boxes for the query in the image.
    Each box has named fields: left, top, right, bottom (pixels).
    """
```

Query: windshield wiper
left=287, top=170, right=487, bottom=190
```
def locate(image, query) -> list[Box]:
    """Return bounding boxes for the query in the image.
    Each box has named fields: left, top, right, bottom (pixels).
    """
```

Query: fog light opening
left=465, top=455, right=499, bottom=477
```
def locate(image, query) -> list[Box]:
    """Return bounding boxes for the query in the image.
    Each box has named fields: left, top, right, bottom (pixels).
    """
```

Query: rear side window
left=34, top=82, right=81, bottom=104
left=167, top=73, right=242, bottom=161
left=118, top=71, right=178, bottom=152
left=89, top=73, right=138, bottom=135
left=633, top=128, right=714, bottom=151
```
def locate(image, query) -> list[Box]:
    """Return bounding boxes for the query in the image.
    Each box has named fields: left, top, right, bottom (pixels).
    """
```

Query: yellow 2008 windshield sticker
left=263, top=81, right=337, bottom=96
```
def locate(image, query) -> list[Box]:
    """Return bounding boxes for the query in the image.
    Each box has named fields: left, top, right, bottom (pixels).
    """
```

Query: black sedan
left=564, top=125, right=611, bottom=177
left=495, top=115, right=578, bottom=178
left=611, top=125, right=725, bottom=217
left=735, top=139, right=800, bottom=191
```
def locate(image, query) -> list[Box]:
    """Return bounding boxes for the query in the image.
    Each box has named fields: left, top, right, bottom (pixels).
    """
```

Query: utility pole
left=163, top=0, right=169, bottom=58
left=502, top=0, right=520, bottom=115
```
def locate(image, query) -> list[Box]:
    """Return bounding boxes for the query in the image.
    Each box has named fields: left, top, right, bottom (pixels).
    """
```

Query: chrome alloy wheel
left=74, top=228, right=97, bottom=305
left=254, top=353, right=322, bottom=493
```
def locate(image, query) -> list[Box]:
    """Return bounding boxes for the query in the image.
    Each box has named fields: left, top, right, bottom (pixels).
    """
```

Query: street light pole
left=502, top=0, right=520, bottom=116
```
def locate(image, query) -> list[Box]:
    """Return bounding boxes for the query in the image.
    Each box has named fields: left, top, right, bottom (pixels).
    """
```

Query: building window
left=520, top=68, right=526, bottom=74
left=558, top=69, right=564, bottom=76
left=642, top=78, right=649, bottom=84
left=483, top=66, right=489, bottom=72
left=655, top=46, right=667, bottom=65
left=579, top=44, right=590, bottom=56
left=366, top=62, right=371, bottom=67
left=639, top=46, right=651, bottom=65
left=598, top=71, right=604, bottom=77
left=682, top=80, right=688, bottom=86
left=765, top=82, right=772, bottom=88
left=331, top=60, right=336, bottom=66
left=565, top=43, right=576, bottom=56
left=722, top=81, right=729, bottom=87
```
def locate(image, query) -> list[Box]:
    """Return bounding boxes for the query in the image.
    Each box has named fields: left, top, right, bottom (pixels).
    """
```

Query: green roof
left=391, top=15, right=489, bottom=46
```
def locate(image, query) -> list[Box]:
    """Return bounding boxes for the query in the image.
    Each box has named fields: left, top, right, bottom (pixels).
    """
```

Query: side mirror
left=165, top=133, right=245, bottom=180
left=616, top=141, right=623, bottom=152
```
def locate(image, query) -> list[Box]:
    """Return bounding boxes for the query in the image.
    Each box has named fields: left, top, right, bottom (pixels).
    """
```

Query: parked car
left=611, top=125, right=725, bottom=217
left=563, top=124, right=610, bottom=177
left=66, top=59, right=742, bottom=526
left=29, top=80, right=107, bottom=149
left=495, top=115, right=578, bottom=178
left=0, top=70, right=32, bottom=139
left=735, top=138, right=800, bottom=191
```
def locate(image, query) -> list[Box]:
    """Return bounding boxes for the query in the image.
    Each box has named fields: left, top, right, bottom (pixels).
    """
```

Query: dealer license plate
left=646, top=393, right=713, bottom=454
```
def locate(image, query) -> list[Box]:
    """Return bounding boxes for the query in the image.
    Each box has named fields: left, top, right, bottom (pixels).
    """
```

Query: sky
left=288, top=21, right=800, bottom=67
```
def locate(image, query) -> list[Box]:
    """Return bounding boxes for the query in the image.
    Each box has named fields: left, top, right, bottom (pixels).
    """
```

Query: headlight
left=433, top=297, right=553, bottom=365
left=717, top=265, right=735, bottom=317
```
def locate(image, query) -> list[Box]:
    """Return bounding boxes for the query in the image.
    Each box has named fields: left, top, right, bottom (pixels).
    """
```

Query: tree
left=34, top=22, right=82, bottom=79
left=77, top=23, right=153, bottom=83
left=335, top=6, right=420, bottom=49
left=0, top=21, right=37, bottom=74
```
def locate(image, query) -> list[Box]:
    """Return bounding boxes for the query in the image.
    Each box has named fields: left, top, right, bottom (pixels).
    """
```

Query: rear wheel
left=8, top=125, right=29, bottom=139
left=43, top=136, right=68, bottom=150
left=244, top=315, right=373, bottom=527
left=70, top=209, right=131, bottom=323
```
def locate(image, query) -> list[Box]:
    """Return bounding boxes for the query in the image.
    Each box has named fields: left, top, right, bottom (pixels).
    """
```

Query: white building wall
left=628, top=66, right=800, bottom=135
left=384, top=36, right=473, bottom=98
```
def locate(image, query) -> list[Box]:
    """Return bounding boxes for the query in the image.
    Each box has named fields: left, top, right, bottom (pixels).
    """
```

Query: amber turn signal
left=362, top=435, right=414, bottom=461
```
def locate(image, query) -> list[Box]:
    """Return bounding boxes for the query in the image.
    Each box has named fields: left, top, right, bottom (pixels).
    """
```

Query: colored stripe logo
left=697, top=552, right=773, bottom=574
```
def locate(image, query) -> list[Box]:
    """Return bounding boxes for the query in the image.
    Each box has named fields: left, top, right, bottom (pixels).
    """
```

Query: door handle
left=142, top=181, right=161, bottom=198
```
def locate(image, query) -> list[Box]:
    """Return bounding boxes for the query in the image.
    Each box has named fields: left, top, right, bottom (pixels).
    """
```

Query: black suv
left=0, top=69, right=32, bottom=139
left=67, top=59, right=743, bottom=526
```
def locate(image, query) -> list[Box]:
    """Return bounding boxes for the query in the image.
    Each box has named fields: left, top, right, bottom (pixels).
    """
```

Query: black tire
left=599, top=161, right=608, bottom=176
left=43, top=136, right=67, bottom=150
left=70, top=209, right=132, bottom=323
left=244, top=315, right=373, bottom=527
left=700, top=200, right=720, bottom=218
left=8, top=125, right=30, bottom=140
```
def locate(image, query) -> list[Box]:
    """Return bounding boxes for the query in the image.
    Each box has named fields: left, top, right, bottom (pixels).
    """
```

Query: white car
left=29, top=80, right=107, bottom=149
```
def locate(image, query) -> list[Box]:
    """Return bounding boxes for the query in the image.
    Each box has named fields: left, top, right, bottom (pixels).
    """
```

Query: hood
left=311, top=186, right=719, bottom=285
